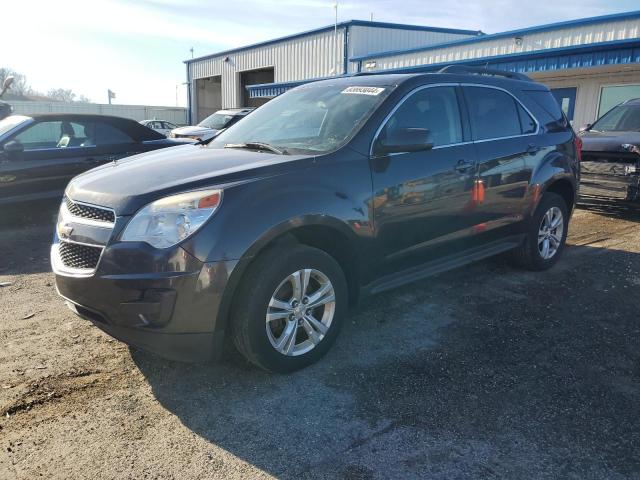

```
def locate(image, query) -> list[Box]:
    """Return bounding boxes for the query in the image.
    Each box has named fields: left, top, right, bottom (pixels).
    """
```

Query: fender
left=526, top=146, right=578, bottom=217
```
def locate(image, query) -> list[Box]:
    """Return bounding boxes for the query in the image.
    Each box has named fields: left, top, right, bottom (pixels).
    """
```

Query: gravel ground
left=1, top=205, right=639, bottom=479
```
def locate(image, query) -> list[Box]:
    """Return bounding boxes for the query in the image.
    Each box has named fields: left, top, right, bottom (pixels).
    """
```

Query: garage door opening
left=240, top=68, right=275, bottom=108
left=196, top=76, right=222, bottom=122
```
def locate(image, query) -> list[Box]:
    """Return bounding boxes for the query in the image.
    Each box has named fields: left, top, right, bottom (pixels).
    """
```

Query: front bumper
left=53, top=240, right=236, bottom=362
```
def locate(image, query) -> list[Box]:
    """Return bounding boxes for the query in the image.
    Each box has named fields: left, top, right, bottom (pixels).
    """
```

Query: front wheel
left=512, top=192, right=569, bottom=271
left=231, top=244, right=348, bottom=373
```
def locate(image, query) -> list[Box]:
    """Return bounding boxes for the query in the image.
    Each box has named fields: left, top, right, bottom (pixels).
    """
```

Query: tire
left=231, top=243, right=348, bottom=373
left=512, top=192, right=569, bottom=271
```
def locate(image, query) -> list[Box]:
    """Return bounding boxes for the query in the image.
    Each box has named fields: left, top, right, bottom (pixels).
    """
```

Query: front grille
left=65, top=198, right=115, bottom=223
left=58, top=242, right=103, bottom=270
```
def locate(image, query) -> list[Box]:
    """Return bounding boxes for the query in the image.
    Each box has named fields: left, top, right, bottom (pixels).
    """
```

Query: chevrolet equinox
left=52, top=67, right=580, bottom=372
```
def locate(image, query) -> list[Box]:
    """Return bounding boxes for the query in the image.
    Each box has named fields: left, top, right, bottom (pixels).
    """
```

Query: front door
left=370, top=85, right=477, bottom=277
left=0, top=119, right=99, bottom=205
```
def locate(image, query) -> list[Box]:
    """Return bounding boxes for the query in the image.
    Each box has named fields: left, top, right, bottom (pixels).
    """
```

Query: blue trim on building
left=350, top=10, right=640, bottom=62
left=246, top=38, right=640, bottom=98
left=184, top=20, right=483, bottom=65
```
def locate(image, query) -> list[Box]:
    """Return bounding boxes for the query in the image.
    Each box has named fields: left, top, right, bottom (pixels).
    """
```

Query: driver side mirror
left=579, top=123, right=592, bottom=133
left=375, top=128, right=434, bottom=156
left=2, top=140, right=24, bottom=161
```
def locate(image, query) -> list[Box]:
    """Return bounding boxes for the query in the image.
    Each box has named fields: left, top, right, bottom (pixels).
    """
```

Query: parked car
left=0, top=114, right=194, bottom=209
left=139, top=119, right=179, bottom=137
left=579, top=98, right=640, bottom=204
left=170, top=108, right=254, bottom=141
left=52, top=67, right=579, bottom=372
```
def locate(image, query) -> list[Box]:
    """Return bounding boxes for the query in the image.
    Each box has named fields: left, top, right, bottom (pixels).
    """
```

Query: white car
left=170, top=108, right=254, bottom=141
left=139, top=120, right=179, bottom=137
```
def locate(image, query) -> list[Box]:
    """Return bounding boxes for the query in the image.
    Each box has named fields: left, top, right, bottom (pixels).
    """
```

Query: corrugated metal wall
left=9, top=101, right=188, bottom=124
left=361, top=18, right=640, bottom=71
left=189, top=28, right=346, bottom=113
left=187, top=24, right=478, bottom=113
left=347, top=26, right=476, bottom=73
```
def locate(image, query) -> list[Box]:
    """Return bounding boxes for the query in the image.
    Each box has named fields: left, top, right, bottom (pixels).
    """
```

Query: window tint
left=523, top=90, right=567, bottom=132
left=96, top=122, right=134, bottom=145
left=14, top=121, right=95, bottom=150
left=517, top=103, right=537, bottom=134
left=465, top=87, right=522, bottom=140
left=375, top=86, right=462, bottom=153
left=591, top=105, right=640, bottom=132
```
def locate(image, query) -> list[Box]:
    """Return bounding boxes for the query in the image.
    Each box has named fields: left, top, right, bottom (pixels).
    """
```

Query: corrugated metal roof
left=350, top=10, right=640, bottom=62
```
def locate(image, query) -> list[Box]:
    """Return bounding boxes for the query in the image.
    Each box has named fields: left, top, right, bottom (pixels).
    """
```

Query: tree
left=0, top=68, right=33, bottom=96
left=76, top=94, right=91, bottom=103
left=46, top=88, right=76, bottom=103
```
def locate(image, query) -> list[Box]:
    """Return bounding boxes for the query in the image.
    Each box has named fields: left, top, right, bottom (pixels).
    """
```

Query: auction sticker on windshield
left=341, top=86, right=385, bottom=95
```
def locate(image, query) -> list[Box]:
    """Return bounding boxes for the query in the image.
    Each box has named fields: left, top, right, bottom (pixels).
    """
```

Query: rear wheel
left=231, top=244, right=348, bottom=372
left=512, top=192, right=569, bottom=270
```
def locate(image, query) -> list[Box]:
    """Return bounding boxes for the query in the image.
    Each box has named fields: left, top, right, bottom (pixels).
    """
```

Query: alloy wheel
left=265, top=269, right=336, bottom=356
left=538, top=206, right=564, bottom=260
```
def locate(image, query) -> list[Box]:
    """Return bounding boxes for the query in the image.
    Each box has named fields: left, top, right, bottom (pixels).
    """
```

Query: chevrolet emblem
left=58, top=223, right=74, bottom=239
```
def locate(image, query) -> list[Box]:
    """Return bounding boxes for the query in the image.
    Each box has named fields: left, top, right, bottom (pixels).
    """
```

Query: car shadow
left=131, top=244, right=640, bottom=479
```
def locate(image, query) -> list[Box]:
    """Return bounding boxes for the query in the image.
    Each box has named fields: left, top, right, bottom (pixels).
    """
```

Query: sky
left=2, top=0, right=638, bottom=107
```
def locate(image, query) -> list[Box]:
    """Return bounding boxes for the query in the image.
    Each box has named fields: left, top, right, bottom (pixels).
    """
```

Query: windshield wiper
left=224, top=142, right=287, bottom=155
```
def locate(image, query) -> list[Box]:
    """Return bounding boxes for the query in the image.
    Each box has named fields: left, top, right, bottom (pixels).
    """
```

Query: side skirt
left=361, top=234, right=525, bottom=297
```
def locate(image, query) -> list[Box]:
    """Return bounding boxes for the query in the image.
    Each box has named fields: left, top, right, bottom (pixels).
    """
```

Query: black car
left=579, top=98, right=640, bottom=204
left=0, top=114, right=194, bottom=209
left=52, top=68, right=579, bottom=372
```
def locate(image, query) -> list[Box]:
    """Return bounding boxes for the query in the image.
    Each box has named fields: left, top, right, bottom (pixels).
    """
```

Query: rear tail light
left=574, top=134, right=583, bottom=162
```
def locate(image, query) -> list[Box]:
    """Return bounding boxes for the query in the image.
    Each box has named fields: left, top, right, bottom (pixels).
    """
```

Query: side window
left=14, top=122, right=62, bottom=150
left=95, top=122, right=134, bottom=145
left=375, top=86, right=462, bottom=153
left=13, top=121, right=95, bottom=150
left=517, top=103, right=537, bottom=134
left=465, top=87, right=523, bottom=140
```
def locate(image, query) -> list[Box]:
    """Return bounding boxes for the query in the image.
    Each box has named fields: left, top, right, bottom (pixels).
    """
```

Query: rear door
left=462, top=85, right=540, bottom=241
left=0, top=119, right=97, bottom=205
left=371, top=84, right=478, bottom=276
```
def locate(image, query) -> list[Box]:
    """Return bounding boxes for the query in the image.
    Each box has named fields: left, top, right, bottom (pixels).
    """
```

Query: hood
left=172, top=125, right=218, bottom=136
left=579, top=130, right=640, bottom=152
left=66, top=144, right=311, bottom=215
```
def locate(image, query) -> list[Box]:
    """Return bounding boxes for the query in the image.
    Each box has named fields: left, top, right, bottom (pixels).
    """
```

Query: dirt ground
left=1, top=205, right=639, bottom=480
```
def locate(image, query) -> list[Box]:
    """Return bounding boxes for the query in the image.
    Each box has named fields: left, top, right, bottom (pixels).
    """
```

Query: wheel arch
left=214, top=216, right=362, bottom=337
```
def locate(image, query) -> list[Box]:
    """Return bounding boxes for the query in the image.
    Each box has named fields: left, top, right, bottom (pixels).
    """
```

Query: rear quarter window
left=522, top=90, right=569, bottom=133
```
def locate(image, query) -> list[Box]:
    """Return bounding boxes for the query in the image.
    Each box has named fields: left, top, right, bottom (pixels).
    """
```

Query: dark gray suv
left=52, top=67, right=580, bottom=372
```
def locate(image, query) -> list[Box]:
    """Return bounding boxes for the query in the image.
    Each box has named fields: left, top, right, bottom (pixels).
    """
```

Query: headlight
left=121, top=189, right=222, bottom=248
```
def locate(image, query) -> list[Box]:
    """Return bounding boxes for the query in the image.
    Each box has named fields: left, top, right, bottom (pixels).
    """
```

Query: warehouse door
left=196, top=76, right=222, bottom=122
left=241, top=68, right=275, bottom=108
left=551, top=87, right=577, bottom=122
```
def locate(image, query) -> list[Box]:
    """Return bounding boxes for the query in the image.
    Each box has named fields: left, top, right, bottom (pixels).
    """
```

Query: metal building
left=186, top=10, right=640, bottom=129
left=185, top=21, right=483, bottom=122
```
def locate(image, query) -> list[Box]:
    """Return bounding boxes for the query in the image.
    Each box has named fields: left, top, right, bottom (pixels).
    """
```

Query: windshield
left=0, top=115, right=30, bottom=137
left=210, top=83, right=394, bottom=154
left=198, top=113, right=236, bottom=130
left=591, top=104, right=640, bottom=132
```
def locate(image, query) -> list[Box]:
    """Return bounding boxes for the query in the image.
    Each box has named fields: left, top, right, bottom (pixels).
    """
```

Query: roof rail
left=438, top=65, right=532, bottom=81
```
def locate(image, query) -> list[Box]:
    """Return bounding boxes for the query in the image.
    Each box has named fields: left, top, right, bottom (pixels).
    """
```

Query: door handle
left=526, top=143, right=541, bottom=155
left=455, top=159, right=474, bottom=173
left=84, top=157, right=100, bottom=163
